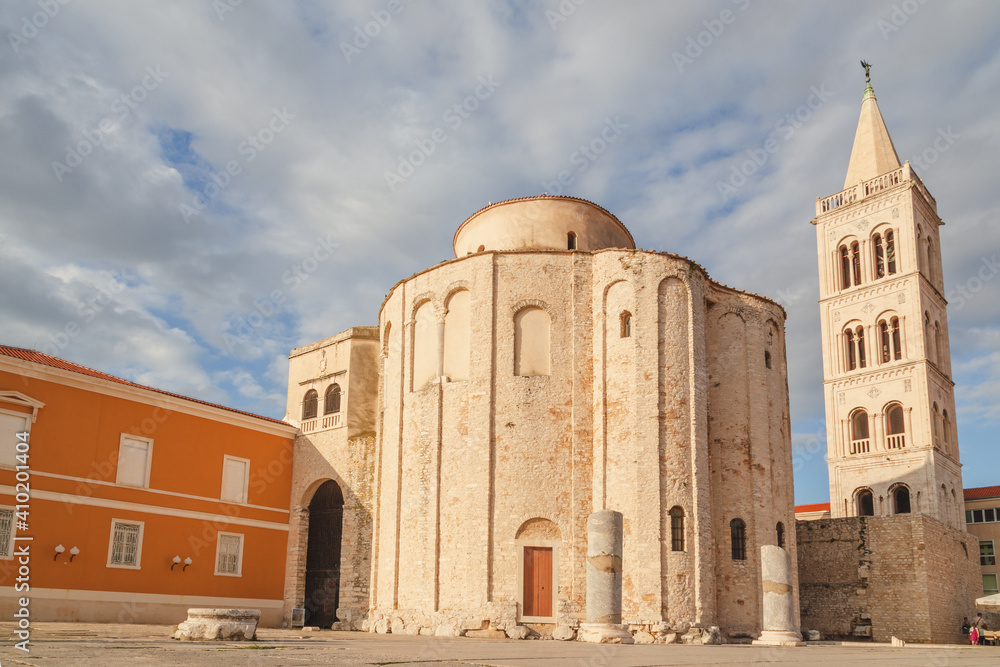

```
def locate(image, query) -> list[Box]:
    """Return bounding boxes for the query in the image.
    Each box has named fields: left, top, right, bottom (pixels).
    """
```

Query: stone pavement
left=0, top=622, right=997, bottom=666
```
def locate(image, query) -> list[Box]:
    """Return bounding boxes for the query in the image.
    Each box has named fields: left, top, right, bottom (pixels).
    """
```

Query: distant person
left=973, top=613, right=987, bottom=645
left=962, top=617, right=971, bottom=636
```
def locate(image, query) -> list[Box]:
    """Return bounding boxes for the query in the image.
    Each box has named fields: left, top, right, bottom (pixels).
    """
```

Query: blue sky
left=1, top=0, right=998, bottom=504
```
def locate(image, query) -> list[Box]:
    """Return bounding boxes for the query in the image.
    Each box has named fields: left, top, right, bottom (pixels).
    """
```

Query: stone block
left=577, top=623, right=634, bottom=644
left=435, top=624, right=462, bottom=637
left=465, top=629, right=507, bottom=640
left=806, top=629, right=821, bottom=641
left=373, top=619, right=389, bottom=634
left=172, top=609, right=260, bottom=641
left=552, top=625, right=576, bottom=641
left=390, top=618, right=405, bottom=635
left=632, top=630, right=655, bottom=644
left=505, top=625, right=530, bottom=640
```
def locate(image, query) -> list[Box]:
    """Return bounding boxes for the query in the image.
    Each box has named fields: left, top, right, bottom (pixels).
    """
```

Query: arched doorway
left=304, top=480, right=344, bottom=628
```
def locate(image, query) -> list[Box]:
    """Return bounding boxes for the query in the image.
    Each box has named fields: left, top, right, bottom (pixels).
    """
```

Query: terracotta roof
left=795, top=502, right=831, bottom=513
left=0, top=344, right=290, bottom=427
left=965, top=486, right=1000, bottom=501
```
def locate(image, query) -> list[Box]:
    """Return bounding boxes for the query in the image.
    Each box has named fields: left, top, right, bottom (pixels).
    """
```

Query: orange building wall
left=0, top=365, right=296, bottom=625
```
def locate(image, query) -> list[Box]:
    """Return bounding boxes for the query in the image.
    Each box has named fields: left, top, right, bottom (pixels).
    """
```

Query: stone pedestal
left=752, top=546, right=804, bottom=647
left=578, top=510, right=633, bottom=644
left=172, top=608, right=260, bottom=641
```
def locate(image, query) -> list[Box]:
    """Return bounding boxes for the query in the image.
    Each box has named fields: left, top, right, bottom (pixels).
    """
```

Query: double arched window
left=872, top=230, right=898, bottom=279
left=877, top=316, right=903, bottom=363
left=845, top=326, right=866, bottom=371
left=839, top=242, right=863, bottom=289
left=324, top=383, right=341, bottom=414
left=302, top=389, right=318, bottom=420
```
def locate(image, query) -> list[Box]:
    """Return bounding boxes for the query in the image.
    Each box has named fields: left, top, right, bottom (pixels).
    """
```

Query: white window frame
left=106, top=518, right=144, bottom=569
left=214, top=531, right=244, bottom=577
left=221, top=455, right=250, bottom=504
left=0, top=407, right=31, bottom=469
left=0, top=506, right=15, bottom=559
left=115, top=434, right=153, bottom=488
left=981, top=539, right=997, bottom=567
left=984, top=574, right=999, bottom=595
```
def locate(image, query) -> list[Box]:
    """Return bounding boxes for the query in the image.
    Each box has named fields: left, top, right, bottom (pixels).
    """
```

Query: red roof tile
left=0, top=344, right=291, bottom=427
left=795, top=502, right=831, bottom=513
left=965, top=486, right=1000, bottom=500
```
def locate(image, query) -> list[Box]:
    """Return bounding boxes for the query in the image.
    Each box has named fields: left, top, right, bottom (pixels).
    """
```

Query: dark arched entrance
left=304, top=480, right=344, bottom=628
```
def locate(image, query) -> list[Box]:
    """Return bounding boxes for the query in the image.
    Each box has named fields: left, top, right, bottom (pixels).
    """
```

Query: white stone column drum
left=752, top=546, right=803, bottom=646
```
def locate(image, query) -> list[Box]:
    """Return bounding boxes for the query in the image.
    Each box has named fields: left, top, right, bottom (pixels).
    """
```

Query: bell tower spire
left=843, top=61, right=902, bottom=189
left=812, top=68, right=964, bottom=531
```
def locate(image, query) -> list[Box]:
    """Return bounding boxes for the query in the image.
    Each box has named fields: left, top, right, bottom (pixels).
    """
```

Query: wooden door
left=304, top=481, right=344, bottom=628
left=523, top=546, right=553, bottom=617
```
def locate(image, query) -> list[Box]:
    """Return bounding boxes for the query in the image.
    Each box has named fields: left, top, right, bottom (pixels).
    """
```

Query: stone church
left=282, top=196, right=797, bottom=639
left=279, top=69, right=982, bottom=644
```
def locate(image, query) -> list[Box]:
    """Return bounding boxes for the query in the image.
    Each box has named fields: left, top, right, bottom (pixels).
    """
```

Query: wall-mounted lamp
left=183, top=557, right=192, bottom=572
left=69, top=547, right=79, bottom=562
left=54, top=544, right=65, bottom=561
left=171, top=555, right=182, bottom=570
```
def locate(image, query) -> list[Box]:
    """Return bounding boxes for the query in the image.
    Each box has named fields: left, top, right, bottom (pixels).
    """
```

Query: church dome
left=452, top=195, right=635, bottom=257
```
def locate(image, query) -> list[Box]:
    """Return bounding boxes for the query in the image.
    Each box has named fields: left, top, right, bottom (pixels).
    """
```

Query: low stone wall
left=796, top=514, right=980, bottom=644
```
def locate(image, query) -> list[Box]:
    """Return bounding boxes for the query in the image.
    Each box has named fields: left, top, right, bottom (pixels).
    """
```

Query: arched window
left=443, top=290, right=471, bottom=381
left=324, top=384, right=341, bottom=414
left=924, top=312, right=934, bottom=364
left=857, top=489, right=874, bottom=516
left=926, top=240, right=935, bottom=285
left=514, top=306, right=551, bottom=377
left=764, top=350, right=772, bottom=369
left=879, top=321, right=891, bottom=363
left=886, top=403, right=905, bottom=449
left=730, top=518, right=746, bottom=561
left=477, top=244, right=485, bottom=252
left=851, top=241, right=862, bottom=286
left=856, top=326, right=867, bottom=369
left=886, top=230, right=897, bottom=274
left=412, top=300, right=438, bottom=389
left=851, top=409, right=870, bottom=454
left=302, top=389, right=318, bottom=420
left=669, top=506, right=684, bottom=552
left=932, top=402, right=941, bottom=447
left=874, top=233, right=885, bottom=278
left=620, top=311, right=632, bottom=338
left=846, top=330, right=857, bottom=371
left=567, top=232, right=577, bottom=250
left=891, top=317, right=902, bottom=360
left=776, top=521, right=785, bottom=548
left=839, top=245, right=851, bottom=289
left=893, top=486, right=911, bottom=514
left=934, top=321, right=944, bottom=368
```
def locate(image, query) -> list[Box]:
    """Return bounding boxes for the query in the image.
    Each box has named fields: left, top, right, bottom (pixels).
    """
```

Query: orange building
left=0, top=346, right=297, bottom=626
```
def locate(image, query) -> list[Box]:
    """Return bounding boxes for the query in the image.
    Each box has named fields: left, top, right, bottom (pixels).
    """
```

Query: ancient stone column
left=752, top=545, right=804, bottom=646
left=578, top=510, right=633, bottom=644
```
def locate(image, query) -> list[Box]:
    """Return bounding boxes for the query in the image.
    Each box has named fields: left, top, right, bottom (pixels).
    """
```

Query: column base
left=577, top=623, right=634, bottom=644
left=752, top=629, right=805, bottom=646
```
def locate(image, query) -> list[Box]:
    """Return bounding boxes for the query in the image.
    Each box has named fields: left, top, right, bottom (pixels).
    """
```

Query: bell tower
left=812, top=64, right=964, bottom=529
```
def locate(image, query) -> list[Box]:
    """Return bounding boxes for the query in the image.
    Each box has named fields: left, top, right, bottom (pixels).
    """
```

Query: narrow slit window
left=840, top=246, right=851, bottom=289
left=730, top=518, right=746, bottom=560
left=846, top=330, right=856, bottom=371
left=891, top=317, right=902, bottom=360
left=567, top=232, right=577, bottom=250
left=851, top=242, right=862, bottom=286
left=669, top=506, right=684, bottom=552
left=886, top=230, right=897, bottom=274
left=874, top=234, right=885, bottom=278
left=620, top=311, right=632, bottom=338
left=856, top=326, right=867, bottom=368
left=880, top=321, right=890, bottom=363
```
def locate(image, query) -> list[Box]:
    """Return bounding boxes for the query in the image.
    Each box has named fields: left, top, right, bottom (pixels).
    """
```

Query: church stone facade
left=285, top=195, right=798, bottom=639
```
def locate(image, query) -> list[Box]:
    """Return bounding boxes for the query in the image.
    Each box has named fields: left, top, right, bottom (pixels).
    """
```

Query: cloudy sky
left=1, top=0, right=998, bottom=503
